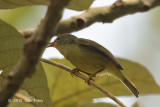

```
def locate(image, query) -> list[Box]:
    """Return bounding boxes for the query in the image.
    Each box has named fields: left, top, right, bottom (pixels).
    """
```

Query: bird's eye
left=56, top=36, right=61, bottom=40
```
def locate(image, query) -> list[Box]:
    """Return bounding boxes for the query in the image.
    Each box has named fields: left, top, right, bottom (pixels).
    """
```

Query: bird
left=47, top=33, right=139, bottom=97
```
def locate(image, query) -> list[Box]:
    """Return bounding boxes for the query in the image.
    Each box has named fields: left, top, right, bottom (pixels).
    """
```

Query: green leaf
left=0, top=19, right=24, bottom=75
left=0, top=0, right=94, bottom=11
left=0, top=6, right=46, bottom=29
left=98, top=58, right=160, bottom=96
left=8, top=90, right=35, bottom=107
left=67, top=0, right=94, bottom=11
left=42, top=58, right=160, bottom=106
left=0, top=0, right=46, bottom=9
left=0, top=19, right=52, bottom=106
left=42, top=59, right=88, bottom=106
left=9, top=99, right=34, bottom=107
left=20, top=63, right=53, bottom=107
left=9, top=93, right=34, bottom=107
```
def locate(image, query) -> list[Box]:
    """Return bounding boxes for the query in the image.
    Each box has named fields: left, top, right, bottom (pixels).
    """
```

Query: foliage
left=0, top=19, right=52, bottom=107
left=42, top=58, right=160, bottom=106
left=0, top=0, right=94, bottom=11
left=0, top=0, right=160, bottom=107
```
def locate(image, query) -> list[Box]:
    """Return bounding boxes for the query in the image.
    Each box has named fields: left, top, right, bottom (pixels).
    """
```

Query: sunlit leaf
left=0, top=19, right=52, bottom=106
left=42, top=58, right=160, bottom=106
left=0, top=6, right=46, bottom=29
left=0, top=0, right=94, bottom=11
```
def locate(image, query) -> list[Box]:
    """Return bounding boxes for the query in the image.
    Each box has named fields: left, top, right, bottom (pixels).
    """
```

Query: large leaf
left=42, top=58, right=160, bottom=106
left=0, top=19, right=24, bottom=76
left=0, top=6, right=46, bottom=29
left=9, top=92, right=34, bottom=107
left=0, top=0, right=94, bottom=11
left=0, top=19, right=52, bottom=106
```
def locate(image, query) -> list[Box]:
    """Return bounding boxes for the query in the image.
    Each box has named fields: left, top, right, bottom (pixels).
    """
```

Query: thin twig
left=40, top=58, right=127, bottom=107
left=20, top=0, right=160, bottom=37
left=0, top=0, right=70, bottom=106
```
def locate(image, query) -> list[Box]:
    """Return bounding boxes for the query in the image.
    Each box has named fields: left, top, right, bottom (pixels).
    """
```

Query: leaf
left=0, top=0, right=46, bottom=9
left=42, top=58, right=160, bottom=106
left=98, top=58, right=160, bottom=96
left=9, top=100, right=34, bottom=107
left=8, top=90, right=35, bottom=107
left=9, top=94, right=34, bottom=107
left=0, top=19, right=52, bottom=106
left=67, top=0, right=94, bottom=11
left=0, top=0, right=94, bottom=11
left=0, top=19, right=24, bottom=76
left=20, top=63, right=53, bottom=107
left=0, top=6, right=46, bottom=29
left=42, top=59, right=89, bottom=106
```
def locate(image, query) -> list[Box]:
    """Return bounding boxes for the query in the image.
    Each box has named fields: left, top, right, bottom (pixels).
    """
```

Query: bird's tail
left=121, top=75, right=139, bottom=97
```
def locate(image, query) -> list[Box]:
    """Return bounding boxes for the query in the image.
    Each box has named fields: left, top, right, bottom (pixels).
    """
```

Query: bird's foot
left=85, top=76, right=95, bottom=86
left=70, top=68, right=79, bottom=78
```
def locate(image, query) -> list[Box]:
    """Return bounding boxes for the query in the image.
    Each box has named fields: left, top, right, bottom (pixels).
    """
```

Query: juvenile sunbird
left=48, top=33, right=139, bottom=97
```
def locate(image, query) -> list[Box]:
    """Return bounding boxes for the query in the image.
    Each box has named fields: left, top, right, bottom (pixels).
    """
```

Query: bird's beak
left=46, top=42, right=57, bottom=48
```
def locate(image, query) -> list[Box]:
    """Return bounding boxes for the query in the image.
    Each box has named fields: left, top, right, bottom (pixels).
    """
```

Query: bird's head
left=47, top=33, right=77, bottom=48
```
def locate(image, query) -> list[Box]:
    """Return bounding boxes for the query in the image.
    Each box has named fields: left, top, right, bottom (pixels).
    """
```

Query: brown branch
left=20, top=0, right=160, bottom=38
left=0, top=0, right=70, bottom=106
left=40, top=58, right=127, bottom=107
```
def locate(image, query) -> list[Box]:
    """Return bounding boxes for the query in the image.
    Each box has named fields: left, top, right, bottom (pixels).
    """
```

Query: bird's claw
left=85, top=77, right=95, bottom=86
left=70, top=68, right=79, bottom=78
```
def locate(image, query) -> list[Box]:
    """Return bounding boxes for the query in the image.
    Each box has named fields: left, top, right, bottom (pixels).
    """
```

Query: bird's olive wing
left=75, top=38, right=123, bottom=70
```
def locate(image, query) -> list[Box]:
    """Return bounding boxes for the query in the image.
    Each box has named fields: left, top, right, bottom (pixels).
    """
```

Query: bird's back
left=63, top=43, right=110, bottom=74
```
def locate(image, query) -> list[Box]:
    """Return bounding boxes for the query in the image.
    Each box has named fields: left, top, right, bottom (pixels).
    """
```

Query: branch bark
left=0, top=0, right=70, bottom=106
left=40, top=58, right=127, bottom=107
left=21, top=0, right=160, bottom=38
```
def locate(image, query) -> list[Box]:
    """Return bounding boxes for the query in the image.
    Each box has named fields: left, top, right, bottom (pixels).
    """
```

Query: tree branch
left=20, top=0, right=160, bottom=38
left=0, top=0, right=70, bottom=106
left=40, top=58, right=127, bottom=107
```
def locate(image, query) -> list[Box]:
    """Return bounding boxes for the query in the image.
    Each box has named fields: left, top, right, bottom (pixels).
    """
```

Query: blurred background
left=0, top=0, right=160, bottom=106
